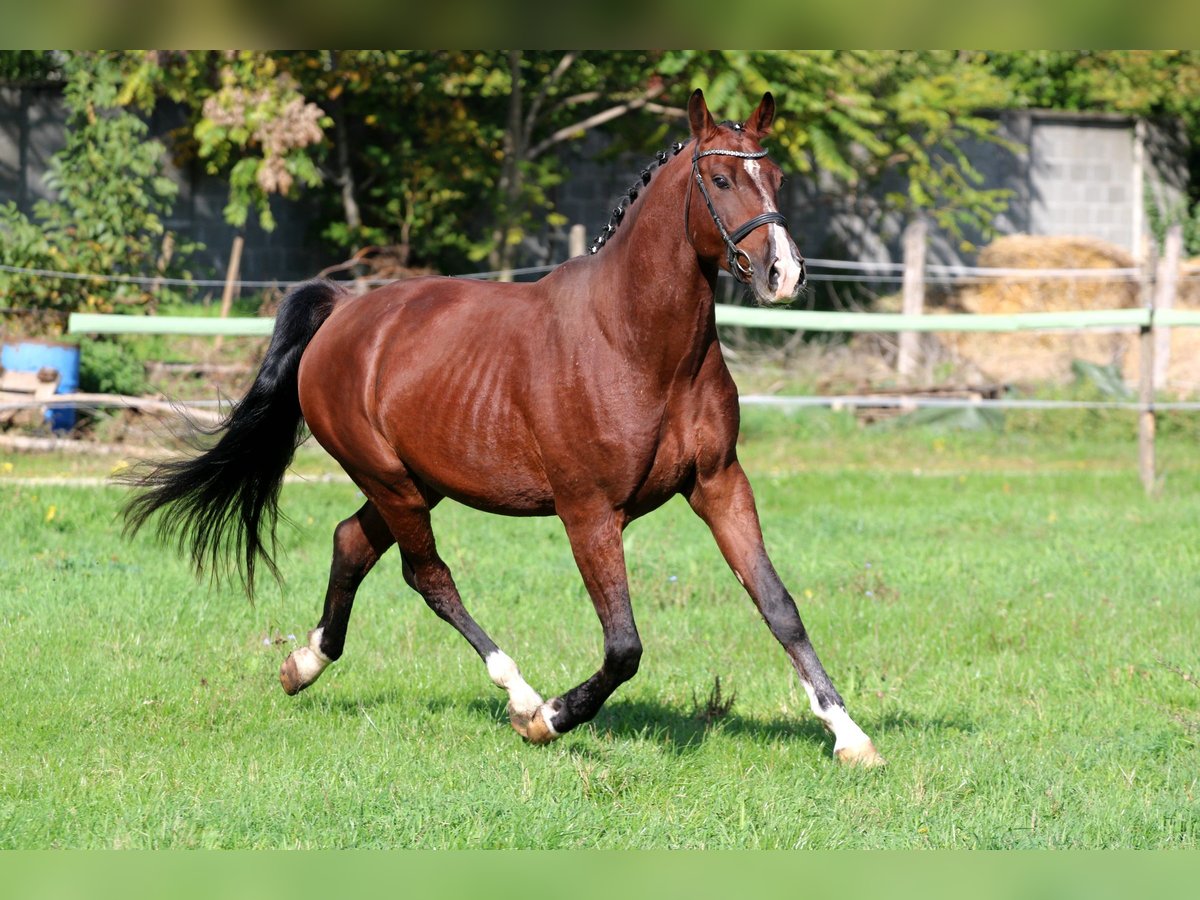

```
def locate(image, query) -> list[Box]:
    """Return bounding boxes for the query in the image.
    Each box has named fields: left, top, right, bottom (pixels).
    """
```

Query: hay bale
left=939, top=235, right=1140, bottom=384
left=957, top=234, right=1138, bottom=315
left=1180, top=257, right=1200, bottom=307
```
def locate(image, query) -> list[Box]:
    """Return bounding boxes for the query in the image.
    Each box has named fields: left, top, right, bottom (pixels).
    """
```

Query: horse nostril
left=768, top=260, right=781, bottom=293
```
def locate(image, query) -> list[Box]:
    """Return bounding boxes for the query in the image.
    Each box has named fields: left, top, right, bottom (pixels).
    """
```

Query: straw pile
left=1181, top=257, right=1200, bottom=307
left=955, top=234, right=1139, bottom=315
left=939, top=235, right=1141, bottom=384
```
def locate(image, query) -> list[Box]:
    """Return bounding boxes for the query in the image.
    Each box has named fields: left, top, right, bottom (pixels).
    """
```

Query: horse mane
left=587, top=137, right=691, bottom=256
left=587, top=121, right=751, bottom=256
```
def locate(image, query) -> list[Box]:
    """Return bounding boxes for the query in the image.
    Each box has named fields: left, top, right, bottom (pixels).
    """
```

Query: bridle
left=689, top=133, right=789, bottom=283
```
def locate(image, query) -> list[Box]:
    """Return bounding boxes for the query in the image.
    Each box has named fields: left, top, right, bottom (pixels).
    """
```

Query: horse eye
left=713, top=175, right=731, bottom=189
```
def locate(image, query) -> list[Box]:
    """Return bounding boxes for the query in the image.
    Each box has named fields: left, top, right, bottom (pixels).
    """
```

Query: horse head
left=686, top=89, right=806, bottom=305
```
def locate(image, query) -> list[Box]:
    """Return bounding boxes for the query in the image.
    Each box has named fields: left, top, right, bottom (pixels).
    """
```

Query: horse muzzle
left=755, top=242, right=806, bottom=305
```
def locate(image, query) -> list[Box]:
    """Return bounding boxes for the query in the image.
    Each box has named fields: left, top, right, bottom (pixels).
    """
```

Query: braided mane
left=587, top=138, right=688, bottom=255
left=587, top=122, right=748, bottom=255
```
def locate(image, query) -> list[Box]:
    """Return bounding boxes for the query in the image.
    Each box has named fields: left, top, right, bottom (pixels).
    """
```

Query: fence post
left=568, top=223, right=586, bottom=258
left=1152, top=224, right=1183, bottom=391
left=213, top=235, right=244, bottom=354
left=1138, top=237, right=1158, bottom=496
left=897, top=219, right=927, bottom=380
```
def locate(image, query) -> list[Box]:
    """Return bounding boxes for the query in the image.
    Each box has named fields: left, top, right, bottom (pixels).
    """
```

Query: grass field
left=2, top=409, right=1198, bottom=848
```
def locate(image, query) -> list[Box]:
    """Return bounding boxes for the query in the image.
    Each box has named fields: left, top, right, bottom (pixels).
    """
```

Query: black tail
left=122, top=279, right=346, bottom=596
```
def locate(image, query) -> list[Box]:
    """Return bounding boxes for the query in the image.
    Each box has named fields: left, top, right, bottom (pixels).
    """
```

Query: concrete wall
left=1029, top=114, right=1136, bottom=250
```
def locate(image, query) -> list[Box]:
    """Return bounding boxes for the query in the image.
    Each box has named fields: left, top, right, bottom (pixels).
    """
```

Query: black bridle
left=689, top=136, right=789, bottom=283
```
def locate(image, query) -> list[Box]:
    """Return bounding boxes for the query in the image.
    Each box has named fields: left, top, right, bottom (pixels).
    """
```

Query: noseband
left=690, top=136, right=789, bottom=283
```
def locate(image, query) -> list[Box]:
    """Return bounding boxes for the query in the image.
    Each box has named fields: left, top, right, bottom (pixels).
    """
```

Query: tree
left=988, top=51, right=1200, bottom=254
left=19, top=51, right=1198, bottom=282
left=661, top=51, right=1017, bottom=248
left=0, top=53, right=192, bottom=325
left=114, top=51, right=328, bottom=232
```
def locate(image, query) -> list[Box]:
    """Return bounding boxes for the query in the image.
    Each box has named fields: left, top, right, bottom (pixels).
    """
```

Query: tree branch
left=527, top=83, right=668, bottom=160
left=523, top=51, right=576, bottom=148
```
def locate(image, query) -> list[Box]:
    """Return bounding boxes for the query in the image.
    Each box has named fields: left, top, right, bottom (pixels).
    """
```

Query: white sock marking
left=485, top=650, right=543, bottom=716
left=536, top=701, right=559, bottom=736
left=289, top=627, right=332, bottom=685
left=799, top=678, right=872, bottom=754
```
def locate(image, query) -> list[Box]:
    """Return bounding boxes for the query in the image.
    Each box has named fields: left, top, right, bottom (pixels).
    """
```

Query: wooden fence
left=37, top=223, right=1198, bottom=495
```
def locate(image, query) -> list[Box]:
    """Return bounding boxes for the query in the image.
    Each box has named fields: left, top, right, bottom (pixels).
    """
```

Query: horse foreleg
left=280, top=501, right=395, bottom=695
left=688, top=461, right=884, bottom=766
left=523, top=510, right=642, bottom=743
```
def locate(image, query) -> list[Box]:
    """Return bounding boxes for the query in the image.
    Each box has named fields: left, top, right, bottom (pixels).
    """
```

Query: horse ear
left=744, top=92, right=776, bottom=137
left=688, top=89, right=717, bottom=139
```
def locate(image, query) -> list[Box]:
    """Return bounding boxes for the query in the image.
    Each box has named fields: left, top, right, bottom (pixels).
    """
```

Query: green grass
left=2, top=411, right=1199, bottom=848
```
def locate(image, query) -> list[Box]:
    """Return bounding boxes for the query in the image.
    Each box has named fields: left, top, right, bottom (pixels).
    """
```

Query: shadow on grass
left=301, top=688, right=974, bottom=759
left=464, top=695, right=975, bottom=758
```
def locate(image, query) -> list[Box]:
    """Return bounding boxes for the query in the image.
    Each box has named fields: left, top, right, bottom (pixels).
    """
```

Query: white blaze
left=745, top=158, right=803, bottom=300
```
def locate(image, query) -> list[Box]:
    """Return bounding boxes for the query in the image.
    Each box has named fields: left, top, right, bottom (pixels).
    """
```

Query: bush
left=0, top=53, right=194, bottom=328
left=79, top=338, right=147, bottom=396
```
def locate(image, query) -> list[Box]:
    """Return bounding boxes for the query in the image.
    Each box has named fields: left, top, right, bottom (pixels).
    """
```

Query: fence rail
left=66, top=306, right=1200, bottom=338
left=18, top=222, right=1191, bottom=495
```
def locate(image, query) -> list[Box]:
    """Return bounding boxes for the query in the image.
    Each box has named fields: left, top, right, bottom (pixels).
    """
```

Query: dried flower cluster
left=202, top=70, right=325, bottom=195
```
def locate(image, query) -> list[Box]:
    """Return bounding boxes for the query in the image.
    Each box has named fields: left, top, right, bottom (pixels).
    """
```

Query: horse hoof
left=279, top=645, right=327, bottom=696
left=524, top=705, right=560, bottom=745
left=835, top=740, right=886, bottom=768
left=509, top=702, right=559, bottom=745
left=279, top=654, right=308, bottom=695
left=507, top=702, right=536, bottom=739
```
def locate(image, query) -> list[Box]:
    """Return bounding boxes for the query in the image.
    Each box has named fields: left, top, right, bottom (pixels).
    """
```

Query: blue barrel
left=1, top=339, right=81, bottom=431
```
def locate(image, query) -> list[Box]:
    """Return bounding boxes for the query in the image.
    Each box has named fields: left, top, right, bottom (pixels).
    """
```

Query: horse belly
left=402, top=432, right=556, bottom=516
left=379, top=378, right=557, bottom=515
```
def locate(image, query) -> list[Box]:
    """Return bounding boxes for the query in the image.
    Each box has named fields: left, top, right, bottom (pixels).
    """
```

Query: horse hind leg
left=280, top=500, right=395, bottom=695
left=367, top=480, right=550, bottom=741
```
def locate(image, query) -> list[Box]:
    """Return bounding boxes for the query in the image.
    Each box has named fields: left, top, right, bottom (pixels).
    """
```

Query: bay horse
left=125, top=90, right=884, bottom=766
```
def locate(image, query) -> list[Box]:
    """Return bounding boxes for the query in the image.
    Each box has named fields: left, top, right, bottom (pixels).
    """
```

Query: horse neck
left=579, top=155, right=719, bottom=373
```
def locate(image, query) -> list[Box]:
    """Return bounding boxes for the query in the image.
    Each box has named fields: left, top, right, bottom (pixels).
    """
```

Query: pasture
left=1, top=409, right=1198, bottom=848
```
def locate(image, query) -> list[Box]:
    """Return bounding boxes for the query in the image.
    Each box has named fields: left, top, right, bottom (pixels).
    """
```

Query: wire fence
left=3, top=225, right=1197, bottom=494
left=6, top=256, right=1197, bottom=291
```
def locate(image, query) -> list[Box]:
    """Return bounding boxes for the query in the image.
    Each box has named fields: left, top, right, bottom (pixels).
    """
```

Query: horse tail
left=122, top=278, right=346, bottom=596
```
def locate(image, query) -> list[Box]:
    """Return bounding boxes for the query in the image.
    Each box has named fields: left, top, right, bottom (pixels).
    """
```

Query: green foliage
left=0, top=53, right=192, bottom=329
left=78, top=338, right=148, bottom=396
left=1146, top=183, right=1200, bottom=258
left=987, top=51, right=1200, bottom=131
left=12, top=51, right=1200, bottom=278
left=116, top=51, right=329, bottom=233
left=668, top=51, right=1017, bottom=249
left=0, top=50, right=61, bottom=83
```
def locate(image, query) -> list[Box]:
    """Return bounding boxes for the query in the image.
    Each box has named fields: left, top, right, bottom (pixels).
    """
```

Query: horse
left=124, top=89, right=884, bottom=766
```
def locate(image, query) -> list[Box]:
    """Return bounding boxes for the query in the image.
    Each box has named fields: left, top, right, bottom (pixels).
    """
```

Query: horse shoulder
left=679, top=342, right=742, bottom=476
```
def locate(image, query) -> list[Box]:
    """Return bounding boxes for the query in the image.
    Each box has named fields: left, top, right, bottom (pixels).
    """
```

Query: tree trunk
left=334, top=103, right=362, bottom=236
left=493, top=50, right=525, bottom=281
